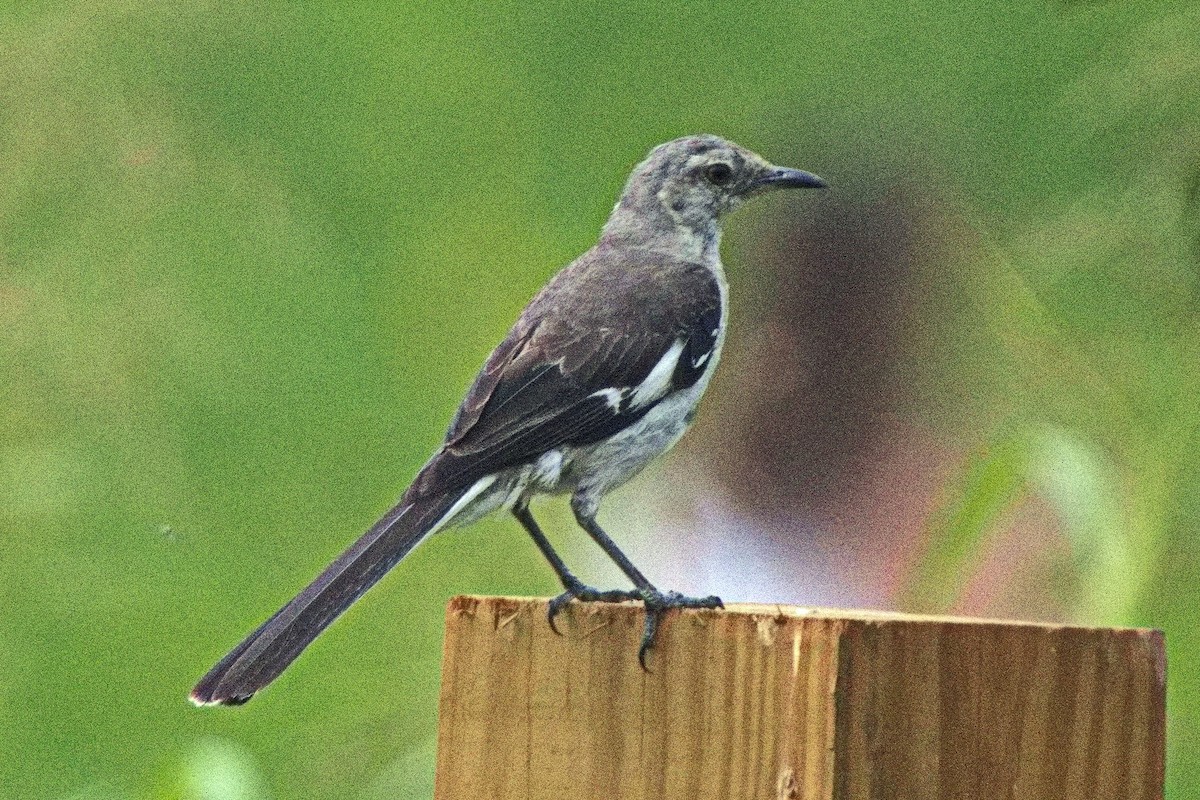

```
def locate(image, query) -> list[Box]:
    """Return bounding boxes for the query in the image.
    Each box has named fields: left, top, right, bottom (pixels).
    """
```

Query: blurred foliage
left=903, top=6, right=1200, bottom=790
left=1, top=1, right=1197, bottom=798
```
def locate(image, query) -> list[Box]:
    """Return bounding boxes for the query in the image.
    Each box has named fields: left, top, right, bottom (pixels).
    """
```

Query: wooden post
left=434, top=596, right=1165, bottom=800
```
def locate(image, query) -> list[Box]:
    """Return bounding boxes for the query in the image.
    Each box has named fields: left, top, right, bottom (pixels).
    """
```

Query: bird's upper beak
left=753, top=166, right=828, bottom=190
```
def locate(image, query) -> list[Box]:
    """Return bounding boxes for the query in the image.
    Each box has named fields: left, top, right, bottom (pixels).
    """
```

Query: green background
left=2, top=1, right=1197, bottom=797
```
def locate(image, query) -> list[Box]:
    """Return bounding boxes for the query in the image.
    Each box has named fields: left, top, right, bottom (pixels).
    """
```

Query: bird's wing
left=405, top=260, right=722, bottom=499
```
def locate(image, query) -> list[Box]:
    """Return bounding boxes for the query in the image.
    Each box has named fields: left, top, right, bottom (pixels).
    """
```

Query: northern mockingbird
left=191, top=134, right=826, bottom=705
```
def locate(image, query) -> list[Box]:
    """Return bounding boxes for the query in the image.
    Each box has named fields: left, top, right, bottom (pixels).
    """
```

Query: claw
left=637, top=610, right=660, bottom=670
left=547, top=592, right=573, bottom=635
left=634, top=589, right=723, bottom=671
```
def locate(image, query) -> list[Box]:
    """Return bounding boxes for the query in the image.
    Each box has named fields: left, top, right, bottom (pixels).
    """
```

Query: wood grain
left=434, top=597, right=1164, bottom=800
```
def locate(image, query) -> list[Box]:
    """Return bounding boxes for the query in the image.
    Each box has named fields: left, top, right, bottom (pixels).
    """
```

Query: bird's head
left=624, top=134, right=830, bottom=227
left=605, top=134, right=826, bottom=248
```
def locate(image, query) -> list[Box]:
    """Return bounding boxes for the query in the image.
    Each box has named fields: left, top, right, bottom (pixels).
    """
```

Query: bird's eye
left=705, top=163, right=733, bottom=185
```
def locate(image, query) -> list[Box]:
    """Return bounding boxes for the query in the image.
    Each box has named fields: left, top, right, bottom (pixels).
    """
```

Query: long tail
left=190, top=487, right=467, bottom=706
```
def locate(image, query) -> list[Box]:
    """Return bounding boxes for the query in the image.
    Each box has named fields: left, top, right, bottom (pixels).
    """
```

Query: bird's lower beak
left=754, top=167, right=828, bottom=190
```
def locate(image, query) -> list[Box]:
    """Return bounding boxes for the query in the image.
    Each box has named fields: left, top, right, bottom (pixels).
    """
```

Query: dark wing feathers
left=674, top=301, right=722, bottom=389
left=406, top=253, right=722, bottom=500
left=440, top=320, right=538, bottom=443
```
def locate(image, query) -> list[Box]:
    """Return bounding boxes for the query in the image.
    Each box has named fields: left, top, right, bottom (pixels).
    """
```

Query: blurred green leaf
left=180, top=739, right=270, bottom=800
left=901, top=431, right=1031, bottom=612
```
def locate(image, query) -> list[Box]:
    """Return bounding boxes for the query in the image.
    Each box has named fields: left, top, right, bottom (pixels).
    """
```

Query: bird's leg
left=512, top=503, right=640, bottom=634
left=569, top=495, right=723, bottom=668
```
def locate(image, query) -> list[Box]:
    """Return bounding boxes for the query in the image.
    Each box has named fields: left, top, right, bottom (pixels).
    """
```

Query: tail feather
left=190, top=488, right=465, bottom=706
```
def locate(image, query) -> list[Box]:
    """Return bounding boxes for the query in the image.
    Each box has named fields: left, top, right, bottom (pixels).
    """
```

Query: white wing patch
left=630, top=339, right=685, bottom=409
left=589, top=387, right=625, bottom=412
left=691, top=349, right=712, bottom=369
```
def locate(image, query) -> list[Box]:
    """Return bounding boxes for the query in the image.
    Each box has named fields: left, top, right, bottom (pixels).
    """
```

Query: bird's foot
left=547, top=582, right=723, bottom=669
left=547, top=579, right=642, bottom=634
left=635, top=589, right=723, bottom=669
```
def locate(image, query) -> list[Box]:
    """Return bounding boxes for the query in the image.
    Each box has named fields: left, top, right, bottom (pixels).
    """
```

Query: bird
left=190, top=134, right=826, bottom=706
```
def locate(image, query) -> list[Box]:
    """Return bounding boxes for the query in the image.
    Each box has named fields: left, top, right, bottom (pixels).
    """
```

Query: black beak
left=754, top=167, right=828, bottom=190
